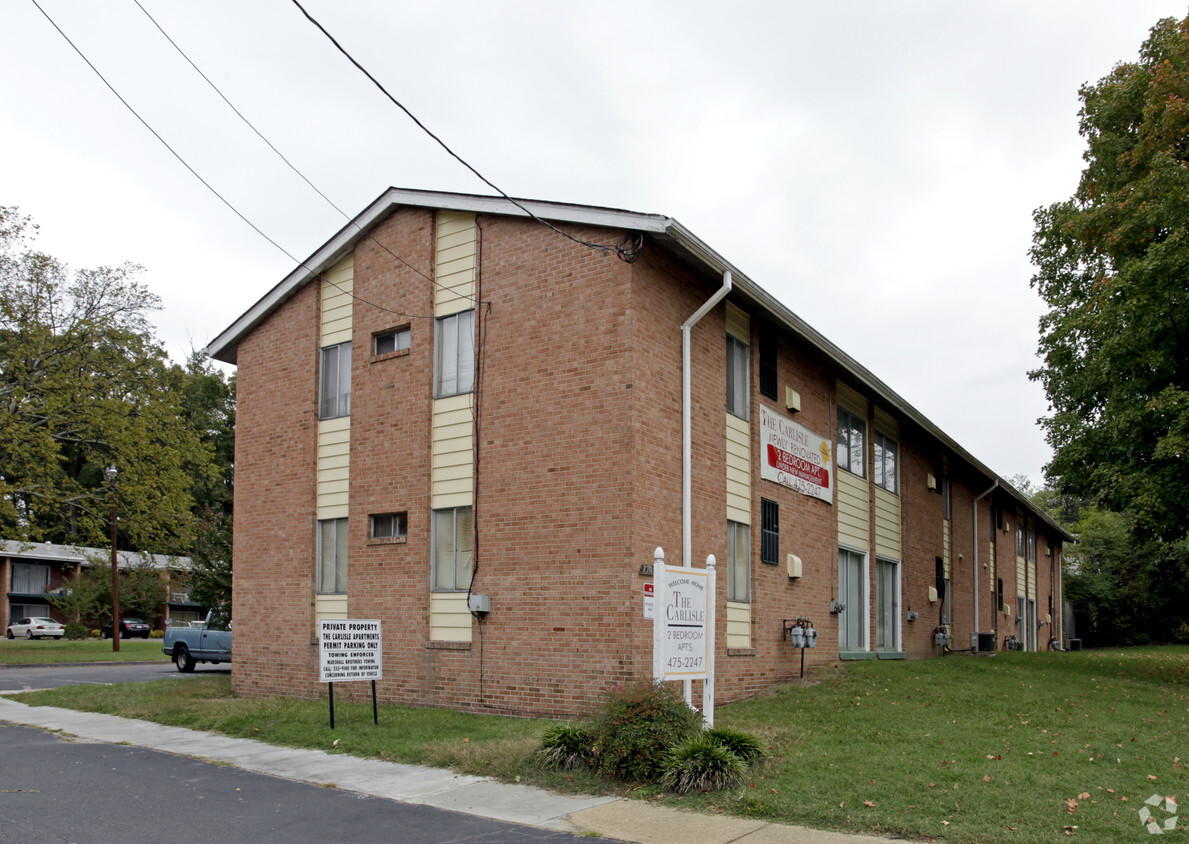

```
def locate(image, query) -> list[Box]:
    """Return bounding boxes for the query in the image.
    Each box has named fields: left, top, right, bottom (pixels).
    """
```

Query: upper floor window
left=759, top=335, right=777, bottom=400
left=10, top=563, right=49, bottom=594
left=837, top=407, right=866, bottom=477
left=726, top=335, right=750, bottom=420
left=874, top=431, right=898, bottom=494
left=319, top=341, right=351, bottom=419
left=435, top=310, right=475, bottom=398
left=1016, top=520, right=1026, bottom=558
left=374, top=326, right=410, bottom=357
left=1027, top=528, right=1036, bottom=563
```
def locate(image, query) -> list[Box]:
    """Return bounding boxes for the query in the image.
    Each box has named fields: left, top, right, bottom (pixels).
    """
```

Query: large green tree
left=1031, top=14, right=1189, bottom=642
left=0, top=205, right=218, bottom=554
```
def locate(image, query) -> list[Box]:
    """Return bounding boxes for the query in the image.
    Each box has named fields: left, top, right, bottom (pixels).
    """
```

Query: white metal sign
left=319, top=619, right=382, bottom=682
left=759, top=404, right=833, bottom=504
left=643, top=582, right=654, bottom=619
left=658, top=567, right=709, bottom=679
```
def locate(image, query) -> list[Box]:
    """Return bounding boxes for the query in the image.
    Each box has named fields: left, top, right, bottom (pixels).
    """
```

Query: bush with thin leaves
left=703, top=726, right=766, bottom=763
left=661, top=734, right=746, bottom=793
left=538, top=723, right=595, bottom=771
left=589, top=679, right=701, bottom=782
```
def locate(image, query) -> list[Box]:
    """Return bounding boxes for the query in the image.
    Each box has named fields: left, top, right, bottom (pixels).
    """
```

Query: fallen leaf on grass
left=1078, top=792, right=1091, bottom=800
left=864, top=800, right=876, bottom=807
left=983, top=775, right=991, bottom=782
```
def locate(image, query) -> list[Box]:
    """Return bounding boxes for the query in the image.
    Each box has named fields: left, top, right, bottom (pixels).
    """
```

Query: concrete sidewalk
left=0, top=696, right=892, bottom=843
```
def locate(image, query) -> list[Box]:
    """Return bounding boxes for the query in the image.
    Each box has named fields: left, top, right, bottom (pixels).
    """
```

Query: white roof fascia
left=0, top=540, right=191, bottom=570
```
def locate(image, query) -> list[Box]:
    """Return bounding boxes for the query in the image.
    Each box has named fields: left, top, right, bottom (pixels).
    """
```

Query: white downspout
left=972, top=479, right=999, bottom=645
left=683, top=270, right=732, bottom=568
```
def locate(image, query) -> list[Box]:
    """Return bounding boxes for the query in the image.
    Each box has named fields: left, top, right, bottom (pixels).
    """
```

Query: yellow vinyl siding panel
left=435, top=211, right=476, bottom=317
left=315, top=594, right=349, bottom=625
left=725, top=413, right=751, bottom=524
left=320, top=255, right=354, bottom=346
left=873, top=407, right=899, bottom=437
left=725, top=301, right=749, bottom=342
left=432, top=395, right=473, bottom=509
left=873, top=486, right=901, bottom=559
left=430, top=592, right=472, bottom=642
left=1017, top=554, right=1026, bottom=595
left=837, top=469, right=869, bottom=549
left=943, top=521, right=952, bottom=579
left=317, top=416, right=350, bottom=517
left=726, top=600, right=751, bottom=649
left=836, top=381, right=867, bottom=415
left=1027, top=561, right=1036, bottom=600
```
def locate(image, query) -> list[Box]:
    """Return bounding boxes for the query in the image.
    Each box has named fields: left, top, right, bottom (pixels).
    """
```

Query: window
left=1026, top=528, right=1036, bottom=562
left=727, top=520, right=750, bottom=602
left=317, top=518, right=348, bottom=594
left=1016, top=520, right=1026, bottom=557
left=10, top=563, right=49, bottom=594
left=760, top=499, right=779, bottom=565
left=435, top=310, right=475, bottom=398
left=839, top=548, right=866, bottom=650
left=837, top=407, right=866, bottom=477
left=874, top=431, right=898, bottom=493
left=942, top=475, right=952, bottom=520
left=370, top=512, right=407, bottom=540
left=433, top=506, right=473, bottom=591
left=319, top=342, right=351, bottom=419
left=997, top=577, right=1005, bottom=612
left=876, top=558, right=899, bottom=651
left=935, top=556, right=951, bottom=625
left=759, top=334, right=777, bottom=400
left=374, top=326, right=410, bottom=356
left=726, top=335, right=750, bottom=419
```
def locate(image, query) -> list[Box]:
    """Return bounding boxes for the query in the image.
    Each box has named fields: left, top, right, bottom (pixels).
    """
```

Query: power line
left=129, top=0, right=476, bottom=308
left=288, top=0, right=645, bottom=264
left=29, top=0, right=435, bottom=323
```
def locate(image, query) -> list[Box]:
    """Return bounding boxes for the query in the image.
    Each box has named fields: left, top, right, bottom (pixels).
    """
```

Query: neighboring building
left=208, top=188, right=1072, bottom=717
left=2, top=540, right=200, bottom=628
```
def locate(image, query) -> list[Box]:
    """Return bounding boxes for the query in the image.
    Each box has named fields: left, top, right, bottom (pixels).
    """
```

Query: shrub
left=90, top=629, right=101, bottom=638
left=538, top=723, right=595, bottom=771
left=703, top=726, right=766, bottom=763
left=661, top=735, right=745, bottom=793
left=589, top=680, right=701, bottom=782
left=63, top=622, right=90, bottom=640
left=149, top=629, right=164, bottom=639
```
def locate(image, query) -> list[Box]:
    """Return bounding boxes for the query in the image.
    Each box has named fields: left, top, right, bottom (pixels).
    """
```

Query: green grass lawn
left=0, top=636, right=168, bottom=663
left=6, top=647, right=1187, bottom=843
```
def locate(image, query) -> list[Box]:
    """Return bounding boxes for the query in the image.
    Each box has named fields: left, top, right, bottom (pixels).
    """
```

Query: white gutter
left=972, top=479, right=999, bottom=643
left=682, top=271, right=732, bottom=568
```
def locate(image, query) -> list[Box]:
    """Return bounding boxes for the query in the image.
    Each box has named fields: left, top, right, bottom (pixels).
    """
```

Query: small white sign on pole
left=319, top=619, right=383, bottom=683
left=643, top=582, right=655, bottom=619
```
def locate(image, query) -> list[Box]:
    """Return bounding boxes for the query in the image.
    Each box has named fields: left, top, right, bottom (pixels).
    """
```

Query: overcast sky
left=3, top=1, right=1186, bottom=486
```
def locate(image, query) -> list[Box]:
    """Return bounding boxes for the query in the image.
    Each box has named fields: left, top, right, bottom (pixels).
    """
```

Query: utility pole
left=105, top=464, right=120, bottom=653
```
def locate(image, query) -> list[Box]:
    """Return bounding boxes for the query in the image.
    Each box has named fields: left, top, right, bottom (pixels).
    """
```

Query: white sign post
left=652, top=547, right=715, bottom=726
left=319, top=618, right=382, bottom=728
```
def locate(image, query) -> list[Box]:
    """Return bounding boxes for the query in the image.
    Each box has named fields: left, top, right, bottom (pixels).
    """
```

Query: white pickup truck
left=162, top=611, right=232, bottom=672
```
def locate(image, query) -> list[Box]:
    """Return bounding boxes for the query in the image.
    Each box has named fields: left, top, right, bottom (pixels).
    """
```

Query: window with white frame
left=435, top=310, right=475, bottom=398
left=1026, top=527, right=1036, bottom=562
left=319, top=342, right=351, bottom=419
left=874, top=431, right=898, bottom=493
left=726, top=334, right=750, bottom=420
left=10, top=563, right=49, bottom=595
left=837, top=407, right=866, bottom=477
left=317, top=518, right=348, bottom=594
left=839, top=548, right=866, bottom=650
left=370, top=512, right=407, bottom=540
left=374, top=326, right=410, bottom=356
left=1016, top=519, right=1026, bottom=557
left=433, top=506, right=473, bottom=591
left=727, top=520, right=750, bottom=602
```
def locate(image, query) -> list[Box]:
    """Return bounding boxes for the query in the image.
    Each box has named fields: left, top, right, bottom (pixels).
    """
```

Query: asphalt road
left=0, top=661, right=187, bottom=693
left=0, top=665, right=610, bottom=843
left=0, top=721, right=594, bottom=843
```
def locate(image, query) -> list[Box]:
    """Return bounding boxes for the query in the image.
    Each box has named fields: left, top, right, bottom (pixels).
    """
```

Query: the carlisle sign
left=759, top=404, right=833, bottom=504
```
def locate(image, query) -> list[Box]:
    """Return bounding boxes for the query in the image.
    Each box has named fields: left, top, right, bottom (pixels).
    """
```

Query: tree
left=0, top=205, right=219, bottom=554
left=1030, top=14, right=1189, bottom=642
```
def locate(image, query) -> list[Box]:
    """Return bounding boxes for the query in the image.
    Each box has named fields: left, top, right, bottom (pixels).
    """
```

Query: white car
left=6, top=617, right=65, bottom=640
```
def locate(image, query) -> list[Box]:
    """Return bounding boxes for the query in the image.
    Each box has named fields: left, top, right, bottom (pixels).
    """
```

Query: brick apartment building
left=208, top=188, right=1071, bottom=718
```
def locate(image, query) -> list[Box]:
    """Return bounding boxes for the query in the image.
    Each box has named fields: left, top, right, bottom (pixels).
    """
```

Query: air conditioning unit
left=975, top=632, right=996, bottom=654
